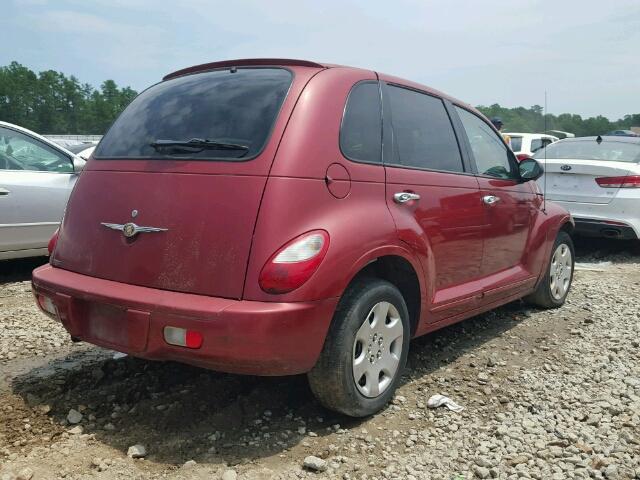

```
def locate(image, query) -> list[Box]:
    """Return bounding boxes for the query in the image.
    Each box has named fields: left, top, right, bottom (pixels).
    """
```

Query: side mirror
left=72, top=156, right=86, bottom=173
left=519, top=158, right=544, bottom=182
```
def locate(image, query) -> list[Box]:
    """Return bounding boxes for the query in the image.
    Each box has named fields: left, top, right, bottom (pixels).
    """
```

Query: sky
left=3, top=0, right=639, bottom=120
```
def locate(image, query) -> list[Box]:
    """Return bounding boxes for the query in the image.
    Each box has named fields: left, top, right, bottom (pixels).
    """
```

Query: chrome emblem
left=560, top=165, right=572, bottom=171
left=101, top=222, right=168, bottom=238
left=122, top=223, right=136, bottom=238
left=131, top=209, right=138, bottom=218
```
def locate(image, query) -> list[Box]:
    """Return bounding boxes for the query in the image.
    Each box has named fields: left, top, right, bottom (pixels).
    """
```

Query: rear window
left=510, top=136, right=523, bottom=152
left=535, top=139, right=640, bottom=163
left=94, top=68, right=293, bottom=161
left=531, top=138, right=553, bottom=154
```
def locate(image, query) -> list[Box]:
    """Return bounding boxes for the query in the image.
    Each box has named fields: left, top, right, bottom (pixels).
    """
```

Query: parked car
left=605, top=130, right=638, bottom=137
left=534, top=136, right=640, bottom=240
left=0, top=121, right=85, bottom=260
left=32, top=59, right=574, bottom=417
left=508, top=133, right=559, bottom=161
left=66, top=143, right=97, bottom=160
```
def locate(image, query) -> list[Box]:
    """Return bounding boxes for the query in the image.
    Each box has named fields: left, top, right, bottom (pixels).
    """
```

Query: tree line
left=476, top=104, right=639, bottom=137
left=1, top=61, right=638, bottom=136
left=0, top=61, right=137, bottom=135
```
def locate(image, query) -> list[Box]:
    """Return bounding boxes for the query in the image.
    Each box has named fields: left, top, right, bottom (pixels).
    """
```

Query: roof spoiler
left=163, top=58, right=326, bottom=81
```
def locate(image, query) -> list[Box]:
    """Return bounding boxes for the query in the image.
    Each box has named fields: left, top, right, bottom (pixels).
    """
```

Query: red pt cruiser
left=32, top=59, right=574, bottom=417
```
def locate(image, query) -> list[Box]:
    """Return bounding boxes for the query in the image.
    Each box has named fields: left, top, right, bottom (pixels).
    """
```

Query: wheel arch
left=339, top=246, right=424, bottom=336
left=559, top=217, right=575, bottom=234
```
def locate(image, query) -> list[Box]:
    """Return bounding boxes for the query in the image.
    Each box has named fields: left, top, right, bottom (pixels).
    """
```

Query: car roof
left=0, top=120, right=76, bottom=157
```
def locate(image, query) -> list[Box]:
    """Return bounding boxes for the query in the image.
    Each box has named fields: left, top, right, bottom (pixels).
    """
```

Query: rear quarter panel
left=244, top=68, right=426, bottom=303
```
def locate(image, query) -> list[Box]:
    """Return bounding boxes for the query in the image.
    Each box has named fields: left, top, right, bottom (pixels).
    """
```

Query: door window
left=0, top=127, right=72, bottom=172
left=386, top=85, right=464, bottom=172
left=340, top=82, right=382, bottom=164
left=455, top=107, right=518, bottom=180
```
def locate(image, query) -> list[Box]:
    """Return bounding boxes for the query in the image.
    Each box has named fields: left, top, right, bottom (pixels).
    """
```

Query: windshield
left=535, top=139, right=640, bottom=163
left=94, top=67, right=293, bottom=161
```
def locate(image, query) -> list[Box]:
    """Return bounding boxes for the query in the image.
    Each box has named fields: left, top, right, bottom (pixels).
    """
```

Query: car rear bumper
left=550, top=198, right=640, bottom=240
left=572, top=218, right=638, bottom=240
left=32, top=265, right=338, bottom=375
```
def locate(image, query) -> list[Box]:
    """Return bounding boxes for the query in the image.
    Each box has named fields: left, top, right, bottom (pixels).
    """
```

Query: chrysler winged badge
left=101, top=210, right=167, bottom=238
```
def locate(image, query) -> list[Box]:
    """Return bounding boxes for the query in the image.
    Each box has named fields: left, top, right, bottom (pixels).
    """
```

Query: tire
left=308, top=277, right=410, bottom=417
left=525, top=230, right=575, bottom=309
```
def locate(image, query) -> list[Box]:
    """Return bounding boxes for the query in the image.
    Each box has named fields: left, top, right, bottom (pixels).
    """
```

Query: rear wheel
left=308, top=278, right=410, bottom=417
left=526, top=230, right=575, bottom=308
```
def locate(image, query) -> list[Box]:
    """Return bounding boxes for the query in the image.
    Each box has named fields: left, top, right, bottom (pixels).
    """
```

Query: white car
left=509, top=132, right=559, bottom=159
left=0, top=121, right=85, bottom=260
left=535, top=136, right=640, bottom=240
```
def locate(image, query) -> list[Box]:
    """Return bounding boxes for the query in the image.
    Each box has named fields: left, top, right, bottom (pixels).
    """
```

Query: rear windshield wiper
left=150, top=138, right=249, bottom=154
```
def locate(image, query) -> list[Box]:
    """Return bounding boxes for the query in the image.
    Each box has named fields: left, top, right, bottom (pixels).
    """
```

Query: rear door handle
left=394, top=192, right=420, bottom=204
left=0, top=187, right=10, bottom=196
left=482, top=195, right=500, bottom=205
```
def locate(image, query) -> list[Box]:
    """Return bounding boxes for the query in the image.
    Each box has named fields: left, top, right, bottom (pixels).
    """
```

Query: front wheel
left=526, top=230, right=575, bottom=308
left=308, top=278, right=410, bottom=417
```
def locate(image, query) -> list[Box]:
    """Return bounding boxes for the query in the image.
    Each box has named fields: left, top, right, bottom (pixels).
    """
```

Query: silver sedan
left=0, top=121, right=85, bottom=260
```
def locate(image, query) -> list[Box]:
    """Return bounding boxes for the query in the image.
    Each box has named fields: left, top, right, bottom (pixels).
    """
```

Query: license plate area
left=551, top=173, right=579, bottom=190
left=81, top=301, right=150, bottom=352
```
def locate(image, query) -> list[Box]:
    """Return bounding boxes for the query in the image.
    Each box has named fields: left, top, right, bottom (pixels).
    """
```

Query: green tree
left=476, top=104, right=637, bottom=137
left=0, top=61, right=138, bottom=134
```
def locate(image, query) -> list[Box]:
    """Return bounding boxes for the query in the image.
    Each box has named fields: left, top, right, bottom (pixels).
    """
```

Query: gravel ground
left=1, top=239, right=639, bottom=480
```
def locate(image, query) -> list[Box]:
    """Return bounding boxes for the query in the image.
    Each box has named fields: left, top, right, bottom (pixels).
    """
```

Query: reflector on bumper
left=163, top=326, right=203, bottom=349
left=36, top=294, right=58, bottom=320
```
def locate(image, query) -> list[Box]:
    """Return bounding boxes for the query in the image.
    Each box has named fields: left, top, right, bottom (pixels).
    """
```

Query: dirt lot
left=1, top=239, right=639, bottom=480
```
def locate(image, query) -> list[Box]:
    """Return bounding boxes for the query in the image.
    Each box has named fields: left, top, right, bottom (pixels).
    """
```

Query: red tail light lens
left=516, top=153, right=531, bottom=162
left=259, top=230, right=330, bottom=294
left=596, top=175, right=640, bottom=188
left=47, top=229, right=59, bottom=255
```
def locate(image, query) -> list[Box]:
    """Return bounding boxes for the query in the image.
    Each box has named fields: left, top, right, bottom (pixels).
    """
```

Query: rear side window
left=386, top=85, right=463, bottom=172
left=94, top=68, right=293, bottom=161
left=455, top=107, right=518, bottom=180
left=534, top=140, right=640, bottom=163
left=340, top=82, right=382, bottom=164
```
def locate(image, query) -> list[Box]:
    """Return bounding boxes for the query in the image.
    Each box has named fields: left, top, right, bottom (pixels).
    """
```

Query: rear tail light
left=516, top=153, right=531, bottom=162
left=47, top=229, right=59, bottom=255
left=258, top=230, right=330, bottom=294
left=163, top=326, right=203, bottom=349
left=596, top=175, right=640, bottom=188
left=36, top=294, right=58, bottom=320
